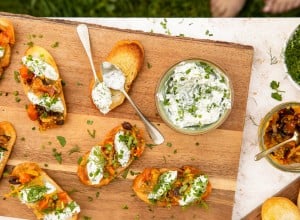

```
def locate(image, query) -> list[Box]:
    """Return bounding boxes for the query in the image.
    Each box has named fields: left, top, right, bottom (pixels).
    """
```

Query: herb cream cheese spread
left=0, top=46, right=4, bottom=58
left=158, top=60, right=231, bottom=129
left=87, top=146, right=105, bottom=184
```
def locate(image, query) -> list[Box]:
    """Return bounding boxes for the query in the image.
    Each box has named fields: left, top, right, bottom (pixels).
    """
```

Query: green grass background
left=1, top=0, right=300, bottom=17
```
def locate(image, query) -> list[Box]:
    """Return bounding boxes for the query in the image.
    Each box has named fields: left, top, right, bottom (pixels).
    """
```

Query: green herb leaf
left=121, top=168, right=129, bottom=179
left=87, top=129, right=96, bottom=138
left=14, top=71, right=20, bottom=83
left=52, top=148, right=62, bottom=164
left=56, top=136, right=66, bottom=147
left=271, top=92, right=282, bottom=101
left=270, top=80, right=280, bottom=90
left=51, top=41, right=59, bottom=48
left=122, top=204, right=129, bottom=209
left=95, top=191, right=100, bottom=198
left=68, top=145, right=80, bottom=155
left=166, top=142, right=172, bottom=147
left=87, top=120, right=94, bottom=125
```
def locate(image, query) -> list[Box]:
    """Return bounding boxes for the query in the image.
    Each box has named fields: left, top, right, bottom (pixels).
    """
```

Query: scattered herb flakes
left=191, top=157, right=195, bottom=161
left=130, top=193, right=136, bottom=197
left=122, top=204, right=129, bottom=209
left=23, top=153, right=28, bottom=158
left=270, top=80, right=285, bottom=101
left=121, top=168, right=129, bottom=179
left=134, top=214, right=140, bottom=220
left=61, top=80, right=66, bottom=86
left=25, top=41, right=34, bottom=47
left=48, top=141, right=52, bottom=145
left=268, top=48, right=278, bottom=65
left=32, top=127, right=36, bottom=131
left=160, top=18, right=171, bottom=35
left=87, top=129, right=96, bottom=138
left=68, top=145, right=80, bottom=155
left=52, top=148, right=62, bottom=164
left=166, top=142, right=172, bottom=147
left=83, top=216, right=92, bottom=220
left=14, top=71, right=20, bottom=83
left=87, top=119, right=94, bottom=125
left=38, top=34, right=43, bottom=38
left=130, top=170, right=141, bottom=176
left=146, top=143, right=157, bottom=149
left=51, top=41, right=59, bottom=48
left=173, top=149, right=177, bottom=154
left=205, top=30, right=213, bottom=37
left=77, top=156, right=83, bottom=165
left=13, top=91, right=19, bottom=96
left=88, top=196, right=93, bottom=202
left=249, top=115, right=258, bottom=126
left=178, top=33, right=185, bottom=37
left=77, top=82, right=83, bottom=86
left=95, top=191, right=100, bottom=198
left=147, top=62, right=152, bottom=69
left=56, top=136, right=66, bottom=147
left=44, top=163, right=48, bottom=167
left=20, top=137, right=25, bottom=141
left=15, top=97, right=21, bottom=103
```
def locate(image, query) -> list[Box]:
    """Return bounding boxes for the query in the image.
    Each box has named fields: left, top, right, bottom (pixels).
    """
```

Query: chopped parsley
left=146, top=143, right=157, bottom=149
left=68, top=145, right=80, bottom=155
left=122, top=204, right=129, bottom=209
left=51, top=41, right=59, bottom=48
left=121, top=168, right=130, bottom=179
left=166, top=142, right=172, bottom=147
left=87, top=119, right=94, bottom=125
left=56, top=136, right=66, bottom=147
left=52, top=148, right=62, bottom=164
left=87, top=129, right=96, bottom=138
left=14, top=71, right=20, bottom=83
left=270, top=80, right=285, bottom=101
left=147, top=62, right=152, bottom=69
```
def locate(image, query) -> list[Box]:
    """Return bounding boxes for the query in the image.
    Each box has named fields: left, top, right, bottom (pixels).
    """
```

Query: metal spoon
left=254, top=130, right=300, bottom=161
left=76, top=24, right=101, bottom=85
left=101, top=61, right=165, bottom=145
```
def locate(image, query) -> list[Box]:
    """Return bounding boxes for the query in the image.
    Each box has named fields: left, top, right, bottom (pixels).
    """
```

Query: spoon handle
left=76, top=24, right=100, bottom=82
left=254, top=137, right=294, bottom=161
left=121, top=89, right=164, bottom=145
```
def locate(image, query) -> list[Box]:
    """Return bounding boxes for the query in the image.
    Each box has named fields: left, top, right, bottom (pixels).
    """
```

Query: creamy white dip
left=178, top=175, right=208, bottom=206
left=0, top=46, right=4, bottom=58
left=102, top=61, right=125, bottom=90
left=148, top=170, right=177, bottom=201
left=158, top=61, right=231, bottom=129
left=114, top=131, right=131, bottom=167
left=27, top=92, right=64, bottom=113
left=22, top=55, right=59, bottom=81
left=87, top=146, right=105, bottom=185
left=91, top=82, right=112, bottom=114
left=44, top=201, right=80, bottom=220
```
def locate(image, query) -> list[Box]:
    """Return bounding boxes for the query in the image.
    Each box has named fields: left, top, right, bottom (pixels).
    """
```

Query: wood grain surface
left=0, top=13, right=254, bottom=220
left=242, top=177, right=300, bottom=220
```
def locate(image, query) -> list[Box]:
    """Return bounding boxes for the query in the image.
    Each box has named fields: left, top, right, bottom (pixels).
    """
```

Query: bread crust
left=132, top=165, right=212, bottom=207
left=90, top=40, right=144, bottom=112
left=77, top=122, right=145, bottom=187
left=0, top=18, right=15, bottom=77
left=0, top=121, right=16, bottom=178
left=262, top=197, right=300, bottom=220
left=8, top=162, right=79, bottom=220
left=20, top=45, right=67, bottom=130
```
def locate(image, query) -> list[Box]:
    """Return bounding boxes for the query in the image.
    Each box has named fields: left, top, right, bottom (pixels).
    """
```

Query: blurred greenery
left=0, top=0, right=299, bottom=17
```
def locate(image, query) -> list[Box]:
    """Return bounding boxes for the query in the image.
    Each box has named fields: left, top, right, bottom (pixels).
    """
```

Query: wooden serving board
left=242, top=177, right=300, bottom=220
left=0, top=13, right=254, bottom=220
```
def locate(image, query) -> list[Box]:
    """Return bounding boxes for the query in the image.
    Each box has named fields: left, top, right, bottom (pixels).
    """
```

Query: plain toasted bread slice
left=20, top=45, right=67, bottom=130
left=0, top=121, right=16, bottom=178
left=0, top=18, right=15, bottom=77
left=90, top=40, right=144, bottom=112
left=8, top=162, right=79, bottom=220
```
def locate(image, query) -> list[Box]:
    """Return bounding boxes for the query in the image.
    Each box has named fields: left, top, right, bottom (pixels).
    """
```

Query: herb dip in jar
left=157, top=60, right=232, bottom=132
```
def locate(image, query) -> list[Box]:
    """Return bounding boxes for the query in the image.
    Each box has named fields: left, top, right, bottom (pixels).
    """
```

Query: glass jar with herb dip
left=155, top=59, right=233, bottom=135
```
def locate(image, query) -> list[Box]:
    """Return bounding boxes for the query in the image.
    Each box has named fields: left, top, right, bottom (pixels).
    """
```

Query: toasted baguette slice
left=90, top=40, right=144, bottom=113
left=20, top=45, right=67, bottom=130
left=0, top=121, right=16, bottom=178
left=0, top=18, right=15, bottom=77
left=262, top=197, right=300, bottom=220
left=78, top=121, right=145, bottom=187
left=132, top=165, right=212, bottom=207
left=6, top=162, right=80, bottom=220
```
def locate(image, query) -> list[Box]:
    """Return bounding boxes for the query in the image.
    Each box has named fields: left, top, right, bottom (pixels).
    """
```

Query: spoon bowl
left=101, top=62, right=165, bottom=145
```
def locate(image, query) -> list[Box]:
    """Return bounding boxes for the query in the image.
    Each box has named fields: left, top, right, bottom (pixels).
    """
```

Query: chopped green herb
left=38, top=34, right=43, bottom=38
left=87, top=129, right=96, bottom=138
left=122, top=204, right=129, bottom=209
left=163, top=155, right=167, bottom=164
left=52, top=148, right=62, bottom=164
left=95, top=191, right=100, bottom=198
left=15, top=97, right=21, bottom=102
left=146, top=143, right=157, bottom=149
left=130, top=170, right=141, bottom=176
left=14, top=71, right=20, bottom=83
left=270, top=80, right=285, bottom=101
left=44, top=163, right=48, bottom=167
left=26, top=41, right=34, bottom=47
left=51, top=41, right=59, bottom=48
left=20, top=137, right=25, bottom=141
left=13, top=91, right=18, bottom=96
left=121, top=168, right=129, bottom=179
left=249, top=115, right=258, bottom=126
left=67, top=188, right=78, bottom=195
left=205, top=30, right=213, bottom=36
left=56, top=136, right=66, bottom=147
left=77, top=156, right=83, bottom=165
left=87, top=119, right=94, bottom=125
left=88, top=196, right=93, bottom=202
left=77, top=82, right=83, bottom=86
left=147, top=62, right=152, bottom=69
left=166, top=142, right=172, bottom=147
left=32, top=127, right=36, bottom=130
left=68, top=145, right=80, bottom=155
left=173, top=149, right=177, bottom=154
left=178, top=33, right=185, bottom=37
left=83, top=216, right=92, bottom=220
left=61, top=80, right=66, bottom=86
